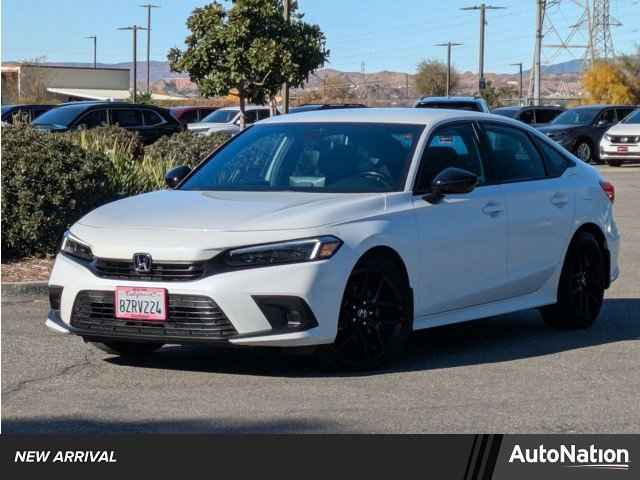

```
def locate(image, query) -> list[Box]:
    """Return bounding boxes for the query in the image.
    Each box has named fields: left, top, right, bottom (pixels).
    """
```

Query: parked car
left=492, top=106, right=565, bottom=126
left=170, top=106, right=218, bottom=125
left=414, top=96, right=490, bottom=113
left=600, top=108, right=640, bottom=167
left=187, top=105, right=271, bottom=136
left=537, top=104, right=637, bottom=164
left=47, top=108, right=619, bottom=370
left=1, top=104, right=56, bottom=125
left=288, top=103, right=368, bottom=114
left=31, top=102, right=181, bottom=144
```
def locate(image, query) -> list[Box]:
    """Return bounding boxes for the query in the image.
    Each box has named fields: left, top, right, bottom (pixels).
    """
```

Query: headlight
left=60, top=231, right=94, bottom=261
left=223, top=236, right=342, bottom=268
left=604, top=134, right=612, bottom=142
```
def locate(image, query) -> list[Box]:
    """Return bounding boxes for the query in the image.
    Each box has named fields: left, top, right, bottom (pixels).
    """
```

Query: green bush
left=138, top=131, right=231, bottom=191
left=1, top=127, right=116, bottom=259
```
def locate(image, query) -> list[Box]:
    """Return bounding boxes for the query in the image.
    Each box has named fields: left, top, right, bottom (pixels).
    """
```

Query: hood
left=537, top=124, right=580, bottom=134
left=72, top=190, right=386, bottom=260
left=606, top=123, right=640, bottom=136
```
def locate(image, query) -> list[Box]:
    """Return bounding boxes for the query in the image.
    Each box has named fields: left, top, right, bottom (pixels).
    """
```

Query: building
left=1, top=64, right=186, bottom=103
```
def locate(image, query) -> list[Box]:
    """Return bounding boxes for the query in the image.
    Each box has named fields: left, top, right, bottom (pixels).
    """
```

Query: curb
left=1, top=281, right=48, bottom=297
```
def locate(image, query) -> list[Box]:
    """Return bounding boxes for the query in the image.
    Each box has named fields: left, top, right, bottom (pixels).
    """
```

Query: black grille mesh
left=94, top=258, right=206, bottom=282
left=71, top=290, right=237, bottom=340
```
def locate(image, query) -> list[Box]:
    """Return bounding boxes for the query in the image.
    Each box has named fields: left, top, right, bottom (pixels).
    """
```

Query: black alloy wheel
left=574, top=141, right=594, bottom=163
left=324, top=255, right=412, bottom=370
left=540, top=231, right=604, bottom=329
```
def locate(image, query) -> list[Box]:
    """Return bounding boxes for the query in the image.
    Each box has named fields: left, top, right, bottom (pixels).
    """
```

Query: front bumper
left=599, top=140, right=640, bottom=162
left=47, top=252, right=351, bottom=347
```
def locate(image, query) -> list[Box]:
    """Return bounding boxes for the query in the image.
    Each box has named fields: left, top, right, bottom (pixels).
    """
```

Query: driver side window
left=416, top=122, right=485, bottom=192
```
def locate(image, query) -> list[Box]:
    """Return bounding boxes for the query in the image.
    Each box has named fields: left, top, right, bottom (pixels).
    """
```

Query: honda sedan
left=47, top=109, right=620, bottom=369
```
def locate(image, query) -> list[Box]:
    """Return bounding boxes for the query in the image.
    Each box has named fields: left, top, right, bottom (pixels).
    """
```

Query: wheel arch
left=355, top=245, right=412, bottom=290
left=569, top=222, right=611, bottom=288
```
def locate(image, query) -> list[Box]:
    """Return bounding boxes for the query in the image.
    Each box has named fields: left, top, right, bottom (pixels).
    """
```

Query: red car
left=169, top=106, right=218, bottom=125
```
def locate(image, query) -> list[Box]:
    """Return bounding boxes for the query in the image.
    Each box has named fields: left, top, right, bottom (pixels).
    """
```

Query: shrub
left=139, top=131, right=231, bottom=191
left=1, top=127, right=116, bottom=259
left=65, top=125, right=145, bottom=161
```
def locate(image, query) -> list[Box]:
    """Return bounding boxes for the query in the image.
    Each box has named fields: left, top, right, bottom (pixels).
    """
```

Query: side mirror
left=165, top=165, right=191, bottom=189
left=423, top=167, right=478, bottom=203
left=597, top=119, right=609, bottom=127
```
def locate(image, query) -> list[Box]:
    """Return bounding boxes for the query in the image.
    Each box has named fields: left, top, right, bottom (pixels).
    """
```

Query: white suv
left=600, top=108, right=640, bottom=167
left=187, top=105, right=271, bottom=136
left=47, top=109, right=620, bottom=369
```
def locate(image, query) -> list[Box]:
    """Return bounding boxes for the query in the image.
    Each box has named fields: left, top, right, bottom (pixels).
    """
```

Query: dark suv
left=32, top=102, right=182, bottom=144
left=1, top=104, right=56, bottom=125
left=537, top=105, right=638, bottom=163
left=492, top=106, right=565, bottom=126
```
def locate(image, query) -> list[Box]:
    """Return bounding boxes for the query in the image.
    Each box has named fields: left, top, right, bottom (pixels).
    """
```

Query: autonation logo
left=509, top=444, right=630, bottom=471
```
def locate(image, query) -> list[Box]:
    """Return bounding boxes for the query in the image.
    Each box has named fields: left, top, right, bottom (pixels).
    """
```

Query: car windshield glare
left=552, top=108, right=598, bottom=126
left=622, top=109, right=640, bottom=124
left=201, top=110, right=238, bottom=123
left=180, top=123, right=425, bottom=193
left=31, top=104, right=86, bottom=127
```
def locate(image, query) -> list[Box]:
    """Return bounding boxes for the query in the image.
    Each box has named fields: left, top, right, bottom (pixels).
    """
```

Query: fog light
left=253, top=296, right=318, bottom=332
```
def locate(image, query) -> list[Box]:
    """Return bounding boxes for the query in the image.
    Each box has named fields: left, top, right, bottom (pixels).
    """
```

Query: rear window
left=417, top=102, right=482, bottom=112
left=492, top=108, right=518, bottom=118
left=32, top=104, right=87, bottom=127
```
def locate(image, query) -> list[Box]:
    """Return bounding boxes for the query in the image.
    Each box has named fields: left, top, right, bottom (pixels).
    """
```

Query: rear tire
left=319, top=254, right=412, bottom=370
left=89, top=341, right=164, bottom=356
left=539, top=232, right=605, bottom=329
left=574, top=141, right=595, bottom=164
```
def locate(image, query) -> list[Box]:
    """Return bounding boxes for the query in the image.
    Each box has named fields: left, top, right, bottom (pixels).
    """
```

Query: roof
left=47, top=87, right=186, bottom=102
left=169, top=106, right=217, bottom=111
left=570, top=104, right=637, bottom=110
left=417, top=96, right=482, bottom=102
left=261, top=107, right=501, bottom=126
left=218, top=105, right=269, bottom=112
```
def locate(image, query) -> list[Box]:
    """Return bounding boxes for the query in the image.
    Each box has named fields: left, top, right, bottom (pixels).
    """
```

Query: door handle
left=482, top=202, right=504, bottom=217
left=550, top=193, right=569, bottom=208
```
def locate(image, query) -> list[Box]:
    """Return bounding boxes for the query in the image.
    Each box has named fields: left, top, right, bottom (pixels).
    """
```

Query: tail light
left=600, top=180, right=615, bottom=203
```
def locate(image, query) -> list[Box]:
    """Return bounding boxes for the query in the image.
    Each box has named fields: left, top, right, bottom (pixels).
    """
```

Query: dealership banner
left=0, top=434, right=636, bottom=478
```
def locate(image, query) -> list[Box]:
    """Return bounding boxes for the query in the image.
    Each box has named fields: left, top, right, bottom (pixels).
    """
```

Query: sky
left=2, top=0, right=639, bottom=74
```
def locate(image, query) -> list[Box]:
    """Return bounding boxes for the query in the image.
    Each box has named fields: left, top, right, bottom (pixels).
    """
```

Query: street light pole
left=282, top=0, right=291, bottom=113
left=140, top=4, right=160, bottom=95
left=85, top=36, right=97, bottom=68
left=510, top=62, right=523, bottom=105
left=435, top=42, right=463, bottom=96
left=461, top=4, right=506, bottom=92
left=118, top=25, right=147, bottom=103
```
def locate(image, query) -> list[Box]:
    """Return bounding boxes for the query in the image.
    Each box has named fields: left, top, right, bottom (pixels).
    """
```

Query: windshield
left=180, top=123, right=424, bottom=193
left=32, top=104, right=86, bottom=127
left=201, top=110, right=238, bottom=123
left=492, top=108, right=518, bottom=118
left=552, top=108, right=599, bottom=126
left=622, top=109, right=640, bottom=124
left=417, top=102, right=481, bottom=112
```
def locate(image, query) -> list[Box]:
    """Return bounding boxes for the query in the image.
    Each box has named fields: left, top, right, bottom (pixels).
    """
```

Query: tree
left=615, top=47, right=640, bottom=103
left=169, top=0, right=329, bottom=128
left=479, top=80, right=517, bottom=109
left=582, top=61, right=636, bottom=105
left=414, top=59, right=458, bottom=97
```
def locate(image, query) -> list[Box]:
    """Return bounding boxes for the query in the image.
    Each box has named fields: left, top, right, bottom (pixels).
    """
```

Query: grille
left=609, top=135, right=639, bottom=144
left=93, top=258, right=207, bottom=282
left=71, top=290, right=237, bottom=340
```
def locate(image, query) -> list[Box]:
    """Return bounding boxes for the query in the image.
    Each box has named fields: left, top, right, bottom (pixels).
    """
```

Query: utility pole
left=118, top=25, right=147, bottom=103
left=282, top=0, right=291, bottom=113
left=140, top=4, right=160, bottom=95
left=532, top=0, right=544, bottom=106
left=510, top=62, right=523, bottom=105
left=85, top=36, right=97, bottom=68
left=461, top=3, right=505, bottom=92
left=435, top=42, right=463, bottom=96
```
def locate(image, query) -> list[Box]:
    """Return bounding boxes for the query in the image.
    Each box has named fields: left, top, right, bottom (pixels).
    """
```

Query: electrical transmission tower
left=528, top=0, right=621, bottom=105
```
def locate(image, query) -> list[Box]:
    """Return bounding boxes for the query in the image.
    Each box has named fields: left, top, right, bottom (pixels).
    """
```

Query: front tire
left=539, top=232, right=605, bottom=329
left=88, top=340, right=164, bottom=356
left=320, top=254, right=412, bottom=370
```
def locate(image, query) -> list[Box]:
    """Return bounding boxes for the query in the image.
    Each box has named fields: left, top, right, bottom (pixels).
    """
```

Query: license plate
left=617, top=146, right=628, bottom=153
left=115, top=287, right=167, bottom=321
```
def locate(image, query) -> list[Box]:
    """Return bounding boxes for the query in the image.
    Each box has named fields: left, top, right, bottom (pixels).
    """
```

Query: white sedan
left=600, top=108, right=640, bottom=167
left=47, top=108, right=620, bottom=369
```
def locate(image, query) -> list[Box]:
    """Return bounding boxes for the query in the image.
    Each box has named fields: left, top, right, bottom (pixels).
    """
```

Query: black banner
left=0, top=434, right=636, bottom=478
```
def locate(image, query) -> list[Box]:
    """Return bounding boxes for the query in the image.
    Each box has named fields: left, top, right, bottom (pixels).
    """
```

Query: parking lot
left=2, top=164, right=639, bottom=433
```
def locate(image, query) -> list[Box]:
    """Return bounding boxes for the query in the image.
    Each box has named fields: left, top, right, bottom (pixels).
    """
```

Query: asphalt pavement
left=2, top=165, right=639, bottom=433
